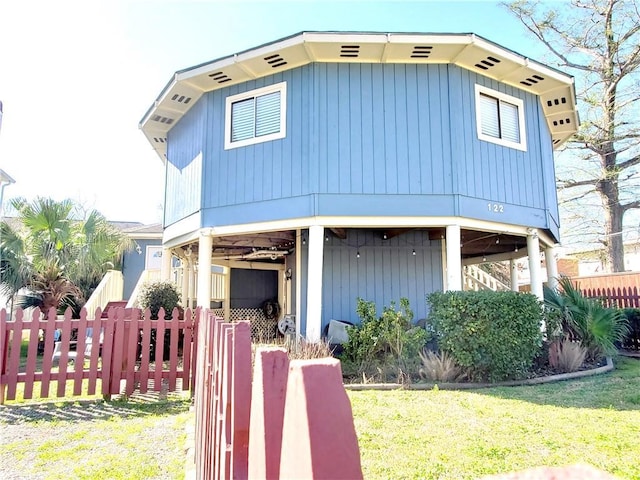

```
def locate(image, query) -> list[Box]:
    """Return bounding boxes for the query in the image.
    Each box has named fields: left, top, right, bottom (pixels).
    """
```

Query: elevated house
left=139, top=32, right=578, bottom=341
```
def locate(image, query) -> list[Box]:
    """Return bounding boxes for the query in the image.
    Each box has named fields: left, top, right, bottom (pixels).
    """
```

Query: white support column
left=181, top=259, right=190, bottom=309
left=545, top=245, right=559, bottom=291
left=223, top=266, right=231, bottom=321
left=527, top=231, right=543, bottom=301
left=510, top=259, right=519, bottom=292
left=161, top=248, right=172, bottom=281
left=446, top=225, right=462, bottom=291
left=305, top=225, right=325, bottom=342
left=197, top=233, right=213, bottom=309
left=295, top=229, right=302, bottom=335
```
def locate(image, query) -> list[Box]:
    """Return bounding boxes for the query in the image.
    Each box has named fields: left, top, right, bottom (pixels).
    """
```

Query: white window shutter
left=255, top=91, right=281, bottom=137
left=499, top=101, right=520, bottom=143
left=479, top=94, right=500, bottom=139
left=231, top=98, right=255, bottom=142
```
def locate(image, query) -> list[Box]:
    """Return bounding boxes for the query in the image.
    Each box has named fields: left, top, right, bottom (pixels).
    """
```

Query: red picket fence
left=0, top=306, right=199, bottom=404
left=581, top=286, right=640, bottom=309
left=193, top=310, right=363, bottom=480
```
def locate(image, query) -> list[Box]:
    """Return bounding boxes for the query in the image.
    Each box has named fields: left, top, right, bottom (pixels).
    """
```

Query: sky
left=0, top=0, right=565, bottom=225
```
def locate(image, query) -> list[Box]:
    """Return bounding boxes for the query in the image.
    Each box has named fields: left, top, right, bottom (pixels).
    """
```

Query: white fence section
left=83, top=270, right=124, bottom=318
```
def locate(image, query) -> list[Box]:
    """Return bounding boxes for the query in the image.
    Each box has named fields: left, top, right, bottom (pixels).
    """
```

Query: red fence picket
left=0, top=306, right=199, bottom=404
left=581, top=286, right=640, bottom=309
left=192, top=309, right=363, bottom=480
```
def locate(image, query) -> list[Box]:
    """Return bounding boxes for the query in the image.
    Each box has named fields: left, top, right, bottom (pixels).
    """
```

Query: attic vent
left=153, top=137, right=166, bottom=144
left=152, top=115, right=174, bottom=125
left=546, top=97, right=568, bottom=108
left=340, top=45, right=360, bottom=58
left=520, top=74, right=545, bottom=86
left=552, top=118, right=571, bottom=127
left=411, top=46, right=433, bottom=58
left=264, top=54, right=287, bottom=68
left=171, top=94, right=192, bottom=105
left=474, top=56, right=501, bottom=70
left=209, top=71, right=233, bottom=84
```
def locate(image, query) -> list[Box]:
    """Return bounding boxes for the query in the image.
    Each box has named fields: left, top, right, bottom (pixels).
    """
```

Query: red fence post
left=248, top=347, right=289, bottom=479
left=279, top=358, right=363, bottom=480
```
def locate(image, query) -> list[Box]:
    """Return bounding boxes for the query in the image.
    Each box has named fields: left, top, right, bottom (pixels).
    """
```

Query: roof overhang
left=140, top=31, right=579, bottom=162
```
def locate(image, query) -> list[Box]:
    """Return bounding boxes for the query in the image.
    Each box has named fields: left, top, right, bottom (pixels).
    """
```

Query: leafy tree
left=507, top=0, right=640, bottom=272
left=0, top=197, right=132, bottom=318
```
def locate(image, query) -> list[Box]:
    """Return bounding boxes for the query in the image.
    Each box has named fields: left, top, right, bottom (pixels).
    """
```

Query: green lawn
left=349, top=356, right=640, bottom=479
left=0, top=396, right=191, bottom=480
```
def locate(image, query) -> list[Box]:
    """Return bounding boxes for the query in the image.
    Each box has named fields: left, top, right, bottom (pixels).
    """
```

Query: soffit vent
left=411, top=45, right=433, bottom=58
left=546, top=96, right=568, bottom=108
left=152, top=115, right=174, bottom=125
left=340, top=45, right=360, bottom=58
left=153, top=137, right=167, bottom=144
left=264, top=54, right=287, bottom=68
left=553, top=138, right=562, bottom=145
left=552, top=117, right=571, bottom=127
left=474, top=55, right=501, bottom=70
left=170, top=94, right=192, bottom=105
left=209, top=71, right=233, bottom=84
left=520, top=74, right=545, bottom=87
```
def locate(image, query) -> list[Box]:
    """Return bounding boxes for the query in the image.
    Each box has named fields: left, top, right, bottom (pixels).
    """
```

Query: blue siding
left=298, top=229, right=443, bottom=336
left=122, top=239, right=162, bottom=299
left=165, top=99, right=206, bottom=226
left=168, top=62, right=558, bottom=237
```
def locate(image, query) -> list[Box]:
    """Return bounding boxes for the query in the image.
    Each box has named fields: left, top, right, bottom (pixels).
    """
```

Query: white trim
left=208, top=215, right=538, bottom=237
left=295, top=228, right=302, bottom=337
left=224, top=82, right=287, bottom=150
left=474, top=84, right=527, bottom=151
left=163, top=212, right=201, bottom=246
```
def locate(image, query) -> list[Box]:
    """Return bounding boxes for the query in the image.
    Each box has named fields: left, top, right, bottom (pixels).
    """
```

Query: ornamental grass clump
left=418, top=350, right=466, bottom=382
left=556, top=339, right=587, bottom=373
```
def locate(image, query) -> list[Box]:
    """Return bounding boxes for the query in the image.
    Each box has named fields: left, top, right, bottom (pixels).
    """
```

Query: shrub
left=418, top=350, right=466, bottom=382
left=427, top=290, right=543, bottom=382
left=138, top=281, right=181, bottom=320
left=340, top=297, right=427, bottom=381
left=621, top=308, right=640, bottom=351
left=137, top=281, right=182, bottom=360
left=544, top=277, right=629, bottom=360
left=556, top=340, right=587, bottom=373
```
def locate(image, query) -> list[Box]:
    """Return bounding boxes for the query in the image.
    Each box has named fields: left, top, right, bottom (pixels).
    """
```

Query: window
left=224, top=82, right=287, bottom=149
left=475, top=84, right=526, bottom=151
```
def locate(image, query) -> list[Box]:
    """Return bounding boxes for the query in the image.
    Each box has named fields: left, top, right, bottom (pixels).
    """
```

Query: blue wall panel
left=165, top=100, right=206, bottom=226
left=298, top=229, right=443, bottom=336
left=168, top=61, right=558, bottom=236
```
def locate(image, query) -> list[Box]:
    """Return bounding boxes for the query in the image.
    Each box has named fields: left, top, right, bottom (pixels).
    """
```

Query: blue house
left=139, top=32, right=578, bottom=341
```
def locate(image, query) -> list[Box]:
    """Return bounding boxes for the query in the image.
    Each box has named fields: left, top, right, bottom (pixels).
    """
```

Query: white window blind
left=475, top=85, right=526, bottom=151
left=225, top=82, right=286, bottom=149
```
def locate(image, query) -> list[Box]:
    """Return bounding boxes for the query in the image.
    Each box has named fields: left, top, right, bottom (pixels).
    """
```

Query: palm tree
left=0, top=197, right=132, bottom=318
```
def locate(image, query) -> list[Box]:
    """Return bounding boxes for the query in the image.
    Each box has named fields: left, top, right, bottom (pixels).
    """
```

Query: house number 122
left=488, top=203, right=504, bottom=213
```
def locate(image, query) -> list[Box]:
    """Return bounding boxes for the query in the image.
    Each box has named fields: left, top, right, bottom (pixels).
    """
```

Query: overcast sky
left=0, top=0, right=562, bottom=225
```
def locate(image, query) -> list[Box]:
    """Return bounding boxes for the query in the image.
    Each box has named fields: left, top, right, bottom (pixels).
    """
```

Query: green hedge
left=427, top=290, right=544, bottom=382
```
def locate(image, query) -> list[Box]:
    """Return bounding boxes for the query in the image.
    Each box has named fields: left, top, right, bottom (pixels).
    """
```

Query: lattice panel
left=213, top=308, right=279, bottom=341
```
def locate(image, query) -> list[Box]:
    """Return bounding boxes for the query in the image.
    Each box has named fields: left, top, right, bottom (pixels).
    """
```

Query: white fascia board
left=175, top=55, right=238, bottom=83
left=387, top=33, right=472, bottom=45
left=208, top=216, right=535, bottom=237
left=235, top=33, right=306, bottom=63
left=163, top=212, right=202, bottom=247
left=470, top=35, right=527, bottom=66
left=524, top=58, right=574, bottom=85
left=302, top=32, right=388, bottom=45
